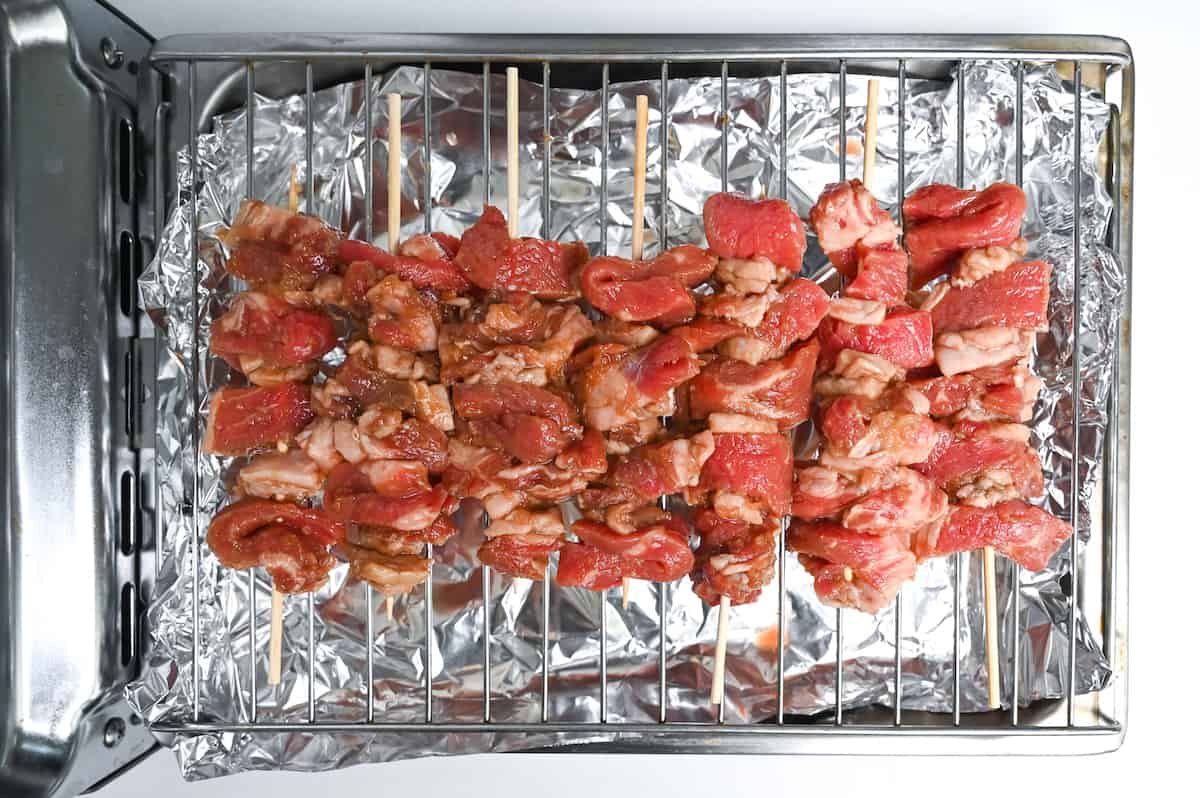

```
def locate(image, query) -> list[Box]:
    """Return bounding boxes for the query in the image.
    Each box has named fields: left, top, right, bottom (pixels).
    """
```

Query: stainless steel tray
left=0, top=10, right=1133, bottom=796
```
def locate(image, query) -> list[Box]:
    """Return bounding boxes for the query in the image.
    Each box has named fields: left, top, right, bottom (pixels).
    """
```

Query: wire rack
left=144, top=34, right=1132, bottom=755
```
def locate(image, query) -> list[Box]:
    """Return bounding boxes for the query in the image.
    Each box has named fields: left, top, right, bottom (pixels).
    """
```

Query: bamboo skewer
left=387, top=93, right=404, bottom=255
left=621, top=94, right=651, bottom=612
left=506, top=67, right=520, bottom=237
left=383, top=92, right=405, bottom=620
left=862, top=79, right=880, bottom=191
left=710, top=595, right=731, bottom=705
left=862, top=77, right=1001, bottom=709
left=287, top=163, right=301, bottom=218
left=504, top=68, right=533, bottom=593
left=267, top=165, right=306, bottom=686
left=983, top=546, right=1001, bottom=707
left=630, top=95, right=649, bottom=261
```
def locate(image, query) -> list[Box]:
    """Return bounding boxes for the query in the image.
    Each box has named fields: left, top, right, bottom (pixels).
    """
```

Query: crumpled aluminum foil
left=130, top=60, right=1124, bottom=780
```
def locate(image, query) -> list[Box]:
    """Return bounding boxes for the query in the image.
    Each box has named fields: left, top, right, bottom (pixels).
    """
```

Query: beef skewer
left=321, top=91, right=465, bottom=614
left=797, top=171, right=1068, bottom=713
left=683, top=192, right=827, bottom=706
left=206, top=170, right=343, bottom=686
left=440, top=68, right=598, bottom=585
left=623, top=94, right=650, bottom=608
left=383, top=91, right=403, bottom=619
left=797, top=161, right=938, bottom=612
left=904, top=180, right=1061, bottom=710
left=561, top=95, right=716, bottom=598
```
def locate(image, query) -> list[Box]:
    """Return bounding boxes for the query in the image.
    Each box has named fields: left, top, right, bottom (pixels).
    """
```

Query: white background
left=100, top=1, right=1196, bottom=795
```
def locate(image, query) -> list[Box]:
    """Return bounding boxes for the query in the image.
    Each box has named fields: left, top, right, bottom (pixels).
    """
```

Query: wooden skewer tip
left=983, top=546, right=1001, bottom=709
left=387, top=93, right=404, bottom=252
left=506, top=67, right=520, bottom=237
left=710, top=595, right=731, bottom=705
left=861, top=78, right=881, bottom=192
left=620, top=95, right=653, bottom=607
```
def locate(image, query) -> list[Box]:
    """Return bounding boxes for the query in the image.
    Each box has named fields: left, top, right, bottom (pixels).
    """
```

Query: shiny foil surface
left=131, top=61, right=1123, bottom=779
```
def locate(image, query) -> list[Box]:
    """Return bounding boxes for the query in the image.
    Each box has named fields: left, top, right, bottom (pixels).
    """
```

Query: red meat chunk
left=578, top=431, right=715, bottom=513
left=902, top=182, right=1026, bottom=288
left=452, top=382, right=582, bottom=464
left=338, top=237, right=472, bottom=293
left=817, top=307, right=934, bottom=370
left=454, top=205, right=589, bottom=299
left=703, top=191, right=808, bottom=270
left=846, top=244, right=908, bottom=305
left=581, top=245, right=716, bottom=326
left=792, top=464, right=872, bottom=521
left=211, top=291, right=337, bottom=381
left=912, top=501, right=1071, bottom=572
left=690, top=509, right=778, bottom=606
left=478, top=535, right=563, bottom=580
left=207, top=498, right=345, bottom=593
left=688, top=340, right=819, bottom=430
left=930, top=259, right=1051, bottom=334
left=324, top=461, right=456, bottom=532
left=574, top=335, right=700, bottom=432
left=222, top=200, right=341, bottom=293
left=908, top=360, right=1042, bottom=423
left=715, top=278, right=831, bottom=365
left=557, top=515, right=694, bottom=589
left=820, top=396, right=940, bottom=467
left=786, top=519, right=917, bottom=614
left=691, top=432, right=793, bottom=520
left=204, top=382, right=315, bottom=456
left=912, top=420, right=1044, bottom=507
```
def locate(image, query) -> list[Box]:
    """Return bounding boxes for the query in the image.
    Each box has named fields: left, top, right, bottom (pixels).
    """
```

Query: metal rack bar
left=149, top=34, right=1134, bottom=66
left=364, top=64, right=374, bottom=242
left=188, top=58, right=201, bottom=725
left=154, top=719, right=1121, bottom=737
left=307, top=66, right=319, bottom=725
left=1011, top=58, right=1025, bottom=727
left=719, top=61, right=729, bottom=193
left=361, top=62, right=376, bottom=725
left=894, top=57, right=907, bottom=729
left=542, top=578, right=551, bottom=723
left=834, top=58, right=846, bottom=727
left=424, top=63, right=433, bottom=232
left=423, top=61, right=436, bottom=725
left=658, top=58, right=670, bottom=725
left=600, top=64, right=609, bottom=256
left=245, top=64, right=255, bottom=196
left=1068, top=60, right=1083, bottom=727
left=308, top=597, right=316, bottom=721
left=597, top=61, right=610, bottom=723
left=306, top=63, right=314, bottom=205
left=776, top=58, right=789, bottom=726
left=1102, top=78, right=1122, bottom=669
left=541, top=61, right=551, bottom=236
left=365, top=583, right=375, bottom=722
left=716, top=58, right=729, bottom=726
left=480, top=61, right=493, bottom=726
left=952, top=59, right=965, bottom=728
left=541, top=61, right=554, bottom=726
left=244, top=60, right=259, bottom=724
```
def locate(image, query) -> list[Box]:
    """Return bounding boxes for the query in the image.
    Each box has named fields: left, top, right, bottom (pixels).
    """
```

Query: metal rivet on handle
left=103, top=717, right=126, bottom=748
left=101, top=37, right=124, bottom=69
